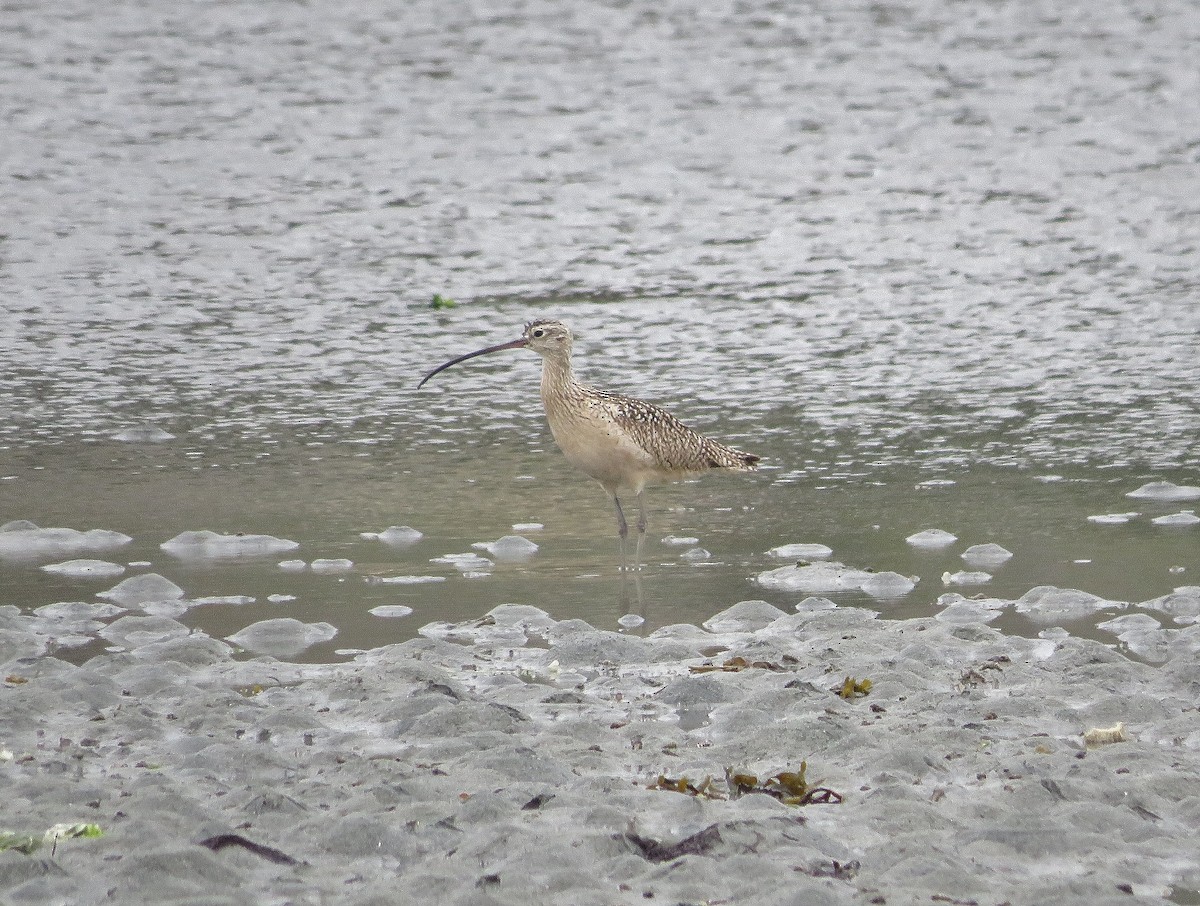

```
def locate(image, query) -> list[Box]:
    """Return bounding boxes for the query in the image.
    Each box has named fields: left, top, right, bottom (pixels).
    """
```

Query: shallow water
left=2, top=0, right=1198, bottom=661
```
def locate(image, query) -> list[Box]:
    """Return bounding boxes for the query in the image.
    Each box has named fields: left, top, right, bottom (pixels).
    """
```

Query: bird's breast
left=543, top=401, right=667, bottom=494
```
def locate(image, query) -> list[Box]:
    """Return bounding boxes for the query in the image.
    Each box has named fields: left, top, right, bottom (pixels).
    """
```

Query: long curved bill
left=416, top=336, right=528, bottom=389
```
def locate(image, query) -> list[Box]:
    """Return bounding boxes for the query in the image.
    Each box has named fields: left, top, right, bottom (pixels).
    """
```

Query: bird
left=417, top=319, right=759, bottom=569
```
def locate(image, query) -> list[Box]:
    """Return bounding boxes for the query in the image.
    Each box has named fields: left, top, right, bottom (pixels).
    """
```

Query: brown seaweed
left=622, top=824, right=723, bottom=862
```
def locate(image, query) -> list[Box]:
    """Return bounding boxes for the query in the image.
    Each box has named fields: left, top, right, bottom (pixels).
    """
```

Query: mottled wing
left=590, top=388, right=758, bottom=475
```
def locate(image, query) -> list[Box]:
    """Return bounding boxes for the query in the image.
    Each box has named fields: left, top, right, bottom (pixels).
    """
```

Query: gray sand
left=3, top=598, right=1199, bottom=905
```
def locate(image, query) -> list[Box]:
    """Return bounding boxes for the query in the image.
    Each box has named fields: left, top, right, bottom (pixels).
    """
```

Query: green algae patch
left=0, top=822, right=103, bottom=855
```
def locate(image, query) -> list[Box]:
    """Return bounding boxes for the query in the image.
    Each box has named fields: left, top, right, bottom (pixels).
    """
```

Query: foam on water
left=111, top=426, right=175, bottom=443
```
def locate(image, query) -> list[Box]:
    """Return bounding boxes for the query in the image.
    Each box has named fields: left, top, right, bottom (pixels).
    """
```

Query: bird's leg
left=634, top=491, right=648, bottom=570
left=612, top=494, right=630, bottom=572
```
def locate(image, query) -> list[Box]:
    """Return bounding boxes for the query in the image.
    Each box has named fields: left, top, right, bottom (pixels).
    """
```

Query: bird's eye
left=531, top=328, right=545, bottom=338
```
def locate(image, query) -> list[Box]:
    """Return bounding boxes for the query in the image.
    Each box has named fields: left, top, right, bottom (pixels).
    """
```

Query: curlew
left=417, top=319, right=759, bottom=568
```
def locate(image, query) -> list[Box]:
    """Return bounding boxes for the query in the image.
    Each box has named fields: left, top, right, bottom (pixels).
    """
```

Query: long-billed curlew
left=417, top=319, right=759, bottom=568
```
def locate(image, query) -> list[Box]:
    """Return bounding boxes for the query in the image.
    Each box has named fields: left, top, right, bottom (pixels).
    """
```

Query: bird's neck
left=539, top=351, right=579, bottom=403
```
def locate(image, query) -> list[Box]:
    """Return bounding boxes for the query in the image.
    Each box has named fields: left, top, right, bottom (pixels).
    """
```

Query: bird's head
left=523, top=319, right=572, bottom=357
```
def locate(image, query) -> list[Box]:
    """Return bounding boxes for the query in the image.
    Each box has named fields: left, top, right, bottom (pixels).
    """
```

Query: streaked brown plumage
left=418, top=319, right=759, bottom=566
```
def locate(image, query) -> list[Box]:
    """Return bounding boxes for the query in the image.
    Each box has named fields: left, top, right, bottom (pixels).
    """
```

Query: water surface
left=2, top=0, right=1197, bottom=661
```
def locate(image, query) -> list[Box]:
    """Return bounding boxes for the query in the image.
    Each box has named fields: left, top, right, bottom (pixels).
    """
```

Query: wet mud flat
left=4, top=599, right=1200, bottom=905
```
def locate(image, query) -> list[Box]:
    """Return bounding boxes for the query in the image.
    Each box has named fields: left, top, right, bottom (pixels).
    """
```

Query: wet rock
left=1014, top=586, right=1122, bottom=622
left=39, top=559, right=127, bottom=579
left=755, top=561, right=876, bottom=593
left=905, top=529, right=958, bottom=549
left=1152, top=511, right=1199, bottom=526
left=765, top=542, right=834, bottom=559
left=225, top=618, right=337, bottom=656
left=0, top=525, right=132, bottom=561
left=99, top=615, right=191, bottom=649
left=961, top=543, right=1014, bottom=568
left=161, top=530, right=299, bottom=558
left=861, top=571, right=918, bottom=598
left=98, top=573, right=185, bottom=606
left=310, top=558, right=354, bottom=573
left=703, top=600, right=789, bottom=633
left=1126, top=481, right=1200, bottom=502
left=362, top=525, right=424, bottom=545
left=472, top=535, right=538, bottom=560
